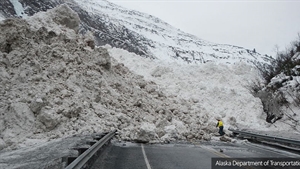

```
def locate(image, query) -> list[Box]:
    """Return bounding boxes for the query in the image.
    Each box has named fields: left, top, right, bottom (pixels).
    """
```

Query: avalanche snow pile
left=1, top=3, right=294, bottom=154
left=0, top=4, right=220, bottom=151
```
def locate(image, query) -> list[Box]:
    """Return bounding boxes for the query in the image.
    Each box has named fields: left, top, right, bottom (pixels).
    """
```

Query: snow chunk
left=0, top=138, right=6, bottom=150
left=136, top=122, right=158, bottom=143
left=5, top=102, right=35, bottom=130
left=0, top=67, right=10, bottom=80
left=37, top=108, right=62, bottom=131
left=50, top=4, right=80, bottom=32
left=1, top=102, right=35, bottom=147
left=26, top=4, right=80, bottom=34
left=30, top=98, right=44, bottom=114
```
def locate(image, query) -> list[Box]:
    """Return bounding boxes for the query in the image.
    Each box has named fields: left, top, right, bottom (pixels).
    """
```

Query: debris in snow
left=220, top=136, right=232, bottom=142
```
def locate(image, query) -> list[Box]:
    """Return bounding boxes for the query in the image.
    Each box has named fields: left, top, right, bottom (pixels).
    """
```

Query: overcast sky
left=110, top=0, right=300, bottom=56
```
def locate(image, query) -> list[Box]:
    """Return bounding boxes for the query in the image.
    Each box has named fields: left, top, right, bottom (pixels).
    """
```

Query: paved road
left=91, top=140, right=300, bottom=169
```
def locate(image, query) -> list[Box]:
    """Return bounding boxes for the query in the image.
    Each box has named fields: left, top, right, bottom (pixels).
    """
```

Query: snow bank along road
left=91, top=141, right=300, bottom=169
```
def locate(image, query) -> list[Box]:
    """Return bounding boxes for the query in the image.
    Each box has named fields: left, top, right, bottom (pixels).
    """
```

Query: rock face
left=0, top=4, right=216, bottom=150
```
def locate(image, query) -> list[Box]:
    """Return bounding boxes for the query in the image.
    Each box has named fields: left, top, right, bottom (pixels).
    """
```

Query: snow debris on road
left=0, top=4, right=217, bottom=152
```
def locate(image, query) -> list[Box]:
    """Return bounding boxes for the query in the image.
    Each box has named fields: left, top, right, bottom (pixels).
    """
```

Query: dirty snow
left=0, top=4, right=220, bottom=151
left=0, top=3, right=299, bottom=169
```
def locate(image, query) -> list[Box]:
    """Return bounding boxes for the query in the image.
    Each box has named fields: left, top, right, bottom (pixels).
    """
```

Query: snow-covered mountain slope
left=0, top=0, right=272, bottom=65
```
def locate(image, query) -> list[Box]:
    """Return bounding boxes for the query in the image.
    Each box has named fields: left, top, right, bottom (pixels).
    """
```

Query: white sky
left=110, top=0, right=300, bottom=56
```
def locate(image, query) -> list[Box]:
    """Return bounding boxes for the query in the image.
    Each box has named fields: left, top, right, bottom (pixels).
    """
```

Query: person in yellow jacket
left=216, top=119, right=225, bottom=136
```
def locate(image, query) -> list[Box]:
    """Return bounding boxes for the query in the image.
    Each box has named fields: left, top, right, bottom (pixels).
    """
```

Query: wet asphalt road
left=91, top=141, right=300, bottom=169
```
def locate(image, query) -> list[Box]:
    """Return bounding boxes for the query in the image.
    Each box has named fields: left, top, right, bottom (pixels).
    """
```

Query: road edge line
left=141, top=144, right=152, bottom=169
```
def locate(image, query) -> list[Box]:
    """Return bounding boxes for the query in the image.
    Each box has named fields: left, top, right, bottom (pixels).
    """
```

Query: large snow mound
left=0, top=4, right=225, bottom=151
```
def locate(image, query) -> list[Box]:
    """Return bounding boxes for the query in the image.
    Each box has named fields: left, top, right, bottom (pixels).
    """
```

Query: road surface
left=91, top=140, right=300, bottom=169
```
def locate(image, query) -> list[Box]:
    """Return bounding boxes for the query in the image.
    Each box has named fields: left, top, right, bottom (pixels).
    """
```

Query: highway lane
left=91, top=140, right=300, bottom=169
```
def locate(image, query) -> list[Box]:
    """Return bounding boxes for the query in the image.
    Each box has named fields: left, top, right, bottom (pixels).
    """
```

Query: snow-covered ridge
left=0, top=0, right=272, bottom=65
left=74, top=0, right=270, bottom=64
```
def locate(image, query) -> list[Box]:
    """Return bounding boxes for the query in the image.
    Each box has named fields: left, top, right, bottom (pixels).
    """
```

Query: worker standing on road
left=216, top=118, right=225, bottom=136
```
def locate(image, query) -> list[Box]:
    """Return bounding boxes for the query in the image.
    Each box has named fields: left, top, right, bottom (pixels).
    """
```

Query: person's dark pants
left=218, top=126, right=225, bottom=136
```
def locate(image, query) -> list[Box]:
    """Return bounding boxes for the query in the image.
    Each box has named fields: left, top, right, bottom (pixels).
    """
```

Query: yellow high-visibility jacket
left=216, top=121, right=223, bottom=127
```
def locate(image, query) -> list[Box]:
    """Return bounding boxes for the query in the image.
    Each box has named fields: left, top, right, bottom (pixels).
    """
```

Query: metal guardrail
left=65, top=130, right=116, bottom=169
left=229, top=129, right=300, bottom=147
